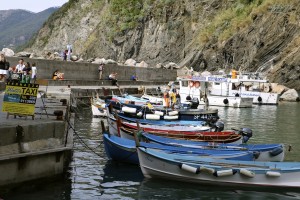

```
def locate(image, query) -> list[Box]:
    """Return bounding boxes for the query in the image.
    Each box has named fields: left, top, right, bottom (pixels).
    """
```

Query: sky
left=1, top=0, right=69, bottom=13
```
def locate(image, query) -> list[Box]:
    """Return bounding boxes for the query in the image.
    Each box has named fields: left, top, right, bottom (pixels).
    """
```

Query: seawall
left=6, top=57, right=177, bottom=81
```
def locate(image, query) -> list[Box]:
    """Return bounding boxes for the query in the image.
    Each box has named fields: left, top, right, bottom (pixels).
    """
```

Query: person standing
left=31, top=62, right=37, bottom=83
left=98, top=63, right=104, bottom=80
left=0, top=53, right=10, bottom=81
left=67, top=45, right=72, bottom=61
left=22, top=62, right=31, bottom=83
left=15, top=58, right=25, bottom=81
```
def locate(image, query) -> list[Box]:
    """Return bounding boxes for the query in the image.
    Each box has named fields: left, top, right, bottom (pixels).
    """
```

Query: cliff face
left=27, top=0, right=300, bottom=89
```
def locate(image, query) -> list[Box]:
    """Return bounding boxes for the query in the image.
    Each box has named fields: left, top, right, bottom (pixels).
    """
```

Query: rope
left=66, top=119, right=103, bottom=159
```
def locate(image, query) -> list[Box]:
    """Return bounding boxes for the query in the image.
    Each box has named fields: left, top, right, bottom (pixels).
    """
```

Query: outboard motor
left=190, top=98, right=199, bottom=109
left=240, top=128, right=253, bottom=143
left=214, top=121, right=224, bottom=132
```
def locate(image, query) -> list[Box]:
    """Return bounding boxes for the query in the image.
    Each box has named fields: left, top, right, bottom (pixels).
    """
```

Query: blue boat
left=141, top=132, right=285, bottom=162
left=103, top=132, right=256, bottom=165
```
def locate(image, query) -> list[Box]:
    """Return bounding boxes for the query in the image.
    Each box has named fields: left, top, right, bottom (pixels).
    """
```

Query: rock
left=271, top=83, right=289, bottom=94
left=16, top=51, right=31, bottom=57
left=106, top=59, right=117, bottom=64
left=201, top=71, right=212, bottom=76
left=2, top=48, right=14, bottom=57
left=76, top=58, right=84, bottom=62
left=92, top=58, right=105, bottom=64
left=280, top=89, right=300, bottom=102
left=124, top=58, right=136, bottom=66
left=136, top=61, right=148, bottom=68
left=164, top=62, right=179, bottom=69
left=86, top=58, right=95, bottom=63
left=155, top=63, right=164, bottom=69
left=70, top=55, right=79, bottom=61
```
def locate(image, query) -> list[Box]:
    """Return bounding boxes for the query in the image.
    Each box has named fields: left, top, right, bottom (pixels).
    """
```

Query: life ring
left=223, top=98, right=229, bottom=104
left=189, top=81, right=194, bottom=87
left=194, top=81, right=200, bottom=88
left=257, top=96, right=262, bottom=102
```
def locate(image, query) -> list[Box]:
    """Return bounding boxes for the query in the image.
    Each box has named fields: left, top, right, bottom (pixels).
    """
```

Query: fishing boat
left=103, top=132, right=255, bottom=165
left=112, top=94, right=149, bottom=105
left=91, top=97, right=107, bottom=117
left=209, top=72, right=280, bottom=105
left=137, top=146, right=300, bottom=188
left=178, top=76, right=253, bottom=108
left=119, top=123, right=244, bottom=144
left=141, top=132, right=285, bottom=162
left=107, top=99, right=219, bottom=122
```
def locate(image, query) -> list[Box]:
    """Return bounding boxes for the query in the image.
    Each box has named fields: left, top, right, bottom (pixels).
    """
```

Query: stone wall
left=6, top=57, right=177, bottom=81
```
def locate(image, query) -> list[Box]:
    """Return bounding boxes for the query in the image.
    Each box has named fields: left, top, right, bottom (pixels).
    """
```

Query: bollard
left=54, top=110, right=64, bottom=120
left=60, top=99, right=67, bottom=106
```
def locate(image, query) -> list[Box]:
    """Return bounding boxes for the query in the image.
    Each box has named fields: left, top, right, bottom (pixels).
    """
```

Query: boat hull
left=137, top=147, right=300, bottom=188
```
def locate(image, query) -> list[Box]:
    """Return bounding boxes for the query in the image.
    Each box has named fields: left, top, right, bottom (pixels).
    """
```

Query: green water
left=2, top=102, right=300, bottom=200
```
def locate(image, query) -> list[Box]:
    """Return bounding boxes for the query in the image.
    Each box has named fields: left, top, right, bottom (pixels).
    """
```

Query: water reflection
left=138, top=178, right=300, bottom=200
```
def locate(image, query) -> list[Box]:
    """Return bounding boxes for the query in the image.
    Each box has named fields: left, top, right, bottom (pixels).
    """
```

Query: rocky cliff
left=26, top=0, right=300, bottom=89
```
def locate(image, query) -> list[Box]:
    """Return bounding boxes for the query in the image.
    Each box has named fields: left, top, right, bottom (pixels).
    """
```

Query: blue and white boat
left=141, top=132, right=285, bottom=162
left=103, top=133, right=255, bottom=165
left=137, top=146, right=300, bottom=188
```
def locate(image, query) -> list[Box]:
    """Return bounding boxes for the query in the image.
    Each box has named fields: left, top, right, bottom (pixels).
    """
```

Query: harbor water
left=2, top=102, right=300, bottom=200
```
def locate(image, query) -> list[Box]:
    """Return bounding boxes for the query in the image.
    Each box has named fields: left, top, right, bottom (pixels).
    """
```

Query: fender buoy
left=269, top=147, right=283, bottom=157
left=240, top=169, right=255, bottom=178
left=213, top=169, right=237, bottom=177
left=253, top=151, right=260, bottom=159
left=189, top=81, right=194, bottom=87
left=266, top=171, right=281, bottom=177
left=194, top=81, right=200, bottom=88
left=179, top=163, right=200, bottom=174
left=258, top=96, right=262, bottom=102
left=223, top=98, right=229, bottom=105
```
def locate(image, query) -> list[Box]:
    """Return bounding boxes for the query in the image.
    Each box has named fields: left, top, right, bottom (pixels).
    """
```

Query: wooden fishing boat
left=103, top=133, right=255, bottom=165
left=107, top=114, right=244, bottom=144
left=141, top=133, right=285, bottom=162
left=137, top=146, right=300, bottom=188
left=119, top=125, right=243, bottom=143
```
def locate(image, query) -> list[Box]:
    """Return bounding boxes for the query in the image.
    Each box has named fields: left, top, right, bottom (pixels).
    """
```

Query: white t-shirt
left=31, top=66, right=37, bottom=78
left=16, top=64, right=25, bottom=73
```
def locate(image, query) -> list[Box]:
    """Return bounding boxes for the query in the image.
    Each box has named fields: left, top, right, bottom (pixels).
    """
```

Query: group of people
left=163, top=88, right=181, bottom=109
left=0, top=55, right=37, bottom=84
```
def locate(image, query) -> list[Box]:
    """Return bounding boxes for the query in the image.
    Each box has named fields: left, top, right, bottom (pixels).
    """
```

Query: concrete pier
left=0, top=89, right=73, bottom=188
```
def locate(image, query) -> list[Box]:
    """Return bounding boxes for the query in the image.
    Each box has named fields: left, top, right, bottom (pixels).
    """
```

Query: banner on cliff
left=2, top=82, right=39, bottom=116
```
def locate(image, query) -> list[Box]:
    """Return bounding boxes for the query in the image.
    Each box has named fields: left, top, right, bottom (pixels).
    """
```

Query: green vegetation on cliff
left=199, top=0, right=297, bottom=43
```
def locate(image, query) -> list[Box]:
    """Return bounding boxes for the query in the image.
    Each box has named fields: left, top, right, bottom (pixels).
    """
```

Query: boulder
left=76, top=58, right=85, bottom=62
left=164, top=62, right=179, bottom=69
left=16, top=51, right=31, bottom=57
left=280, top=89, right=300, bottom=102
left=155, top=63, right=164, bottom=69
left=124, top=58, right=136, bottom=66
left=201, top=71, right=212, bottom=76
left=92, top=58, right=105, bottom=64
left=2, top=48, right=14, bottom=57
left=70, top=55, right=79, bottom=61
left=136, top=61, right=148, bottom=68
left=271, top=83, right=289, bottom=94
left=86, top=58, right=95, bottom=63
left=106, top=59, right=117, bottom=64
